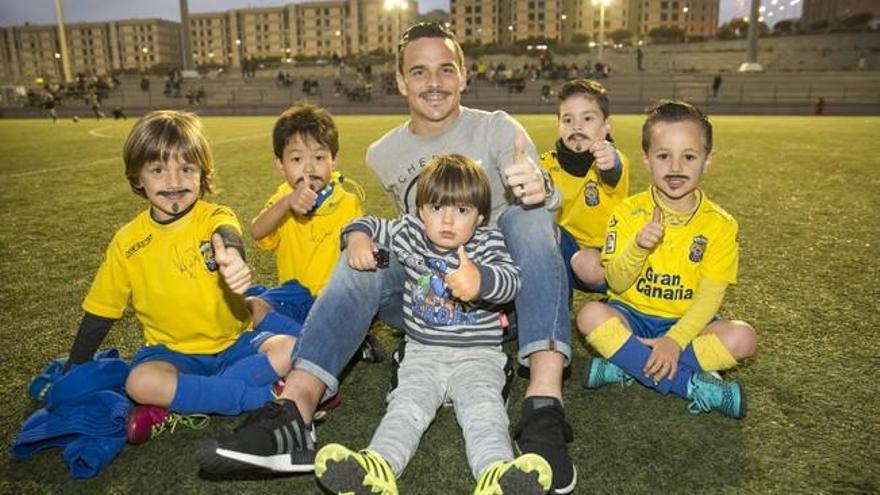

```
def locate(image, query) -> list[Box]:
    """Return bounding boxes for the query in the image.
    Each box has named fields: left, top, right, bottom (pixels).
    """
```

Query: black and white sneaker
left=198, top=399, right=316, bottom=474
left=513, top=396, right=577, bottom=495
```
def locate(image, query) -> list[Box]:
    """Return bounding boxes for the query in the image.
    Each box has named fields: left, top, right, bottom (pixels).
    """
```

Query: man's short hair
left=123, top=110, right=214, bottom=198
left=641, top=100, right=713, bottom=153
left=273, top=102, right=339, bottom=159
left=416, top=154, right=491, bottom=224
left=557, top=79, right=610, bottom=118
left=396, top=22, right=465, bottom=75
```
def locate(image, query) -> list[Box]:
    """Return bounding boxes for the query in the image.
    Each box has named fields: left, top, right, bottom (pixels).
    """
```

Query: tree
left=648, top=26, right=685, bottom=43
left=609, top=29, right=632, bottom=45
left=840, top=12, right=872, bottom=29
left=772, top=19, right=799, bottom=35
left=718, top=17, right=770, bottom=39
left=572, top=33, right=590, bottom=43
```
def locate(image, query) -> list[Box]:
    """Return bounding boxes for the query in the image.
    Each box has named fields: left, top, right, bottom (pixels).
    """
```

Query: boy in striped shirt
left=314, top=154, right=552, bottom=495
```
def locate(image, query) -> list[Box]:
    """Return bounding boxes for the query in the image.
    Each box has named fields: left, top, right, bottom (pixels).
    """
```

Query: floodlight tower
left=739, top=0, right=763, bottom=71
left=179, top=0, right=194, bottom=71
left=594, top=0, right=612, bottom=62
left=54, top=0, right=72, bottom=83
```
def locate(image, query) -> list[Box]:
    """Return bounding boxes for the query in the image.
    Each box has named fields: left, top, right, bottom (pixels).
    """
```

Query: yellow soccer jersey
left=540, top=149, right=630, bottom=249
left=602, top=188, right=739, bottom=319
left=83, top=201, right=250, bottom=354
left=255, top=181, right=363, bottom=295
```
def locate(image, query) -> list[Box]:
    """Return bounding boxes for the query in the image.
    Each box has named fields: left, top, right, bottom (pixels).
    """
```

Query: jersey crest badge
left=199, top=241, right=219, bottom=272
left=583, top=180, right=600, bottom=207
left=689, top=235, right=708, bottom=263
left=605, top=231, right=617, bottom=254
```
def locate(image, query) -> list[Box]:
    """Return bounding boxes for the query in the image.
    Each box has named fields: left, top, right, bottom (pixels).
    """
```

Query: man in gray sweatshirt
left=200, top=22, right=577, bottom=495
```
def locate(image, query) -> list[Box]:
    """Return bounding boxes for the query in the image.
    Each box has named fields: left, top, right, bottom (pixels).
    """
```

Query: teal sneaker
left=686, top=371, right=747, bottom=419
left=583, top=357, right=633, bottom=390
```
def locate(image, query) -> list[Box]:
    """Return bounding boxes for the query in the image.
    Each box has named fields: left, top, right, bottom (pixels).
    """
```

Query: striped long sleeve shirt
left=344, top=214, right=520, bottom=348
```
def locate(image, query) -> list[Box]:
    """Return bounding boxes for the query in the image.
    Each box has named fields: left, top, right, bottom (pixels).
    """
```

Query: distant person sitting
left=112, top=107, right=126, bottom=120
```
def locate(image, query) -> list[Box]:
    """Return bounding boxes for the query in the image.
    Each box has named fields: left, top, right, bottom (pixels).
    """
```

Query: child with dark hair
left=315, top=154, right=552, bottom=495
left=577, top=100, right=757, bottom=418
left=64, top=110, right=297, bottom=444
left=540, top=78, right=630, bottom=293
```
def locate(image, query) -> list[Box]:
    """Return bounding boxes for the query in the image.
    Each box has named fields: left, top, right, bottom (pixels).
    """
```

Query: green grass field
left=1, top=114, right=878, bottom=494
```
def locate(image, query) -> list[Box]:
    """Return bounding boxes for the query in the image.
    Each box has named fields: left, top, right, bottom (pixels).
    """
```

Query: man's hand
left=503, top=132, right=546, bottom=206
left=636, top=207, right=665, bottom=250
left=639, top=336, right=682, bottom=383
left=445, top=246, right=480, bottom=301
left=590, top=124, right=616, bottom=171
left=287, top=181, right=318, bottom=217
left=346, top=231, right=378, bottom=271
left=212, top=233, right=251, bottom=294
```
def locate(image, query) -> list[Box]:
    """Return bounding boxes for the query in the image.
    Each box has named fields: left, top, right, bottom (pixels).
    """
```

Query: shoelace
left=686, top=378, right=735, bottom=415
left=153, top=413, right=210, bottom=437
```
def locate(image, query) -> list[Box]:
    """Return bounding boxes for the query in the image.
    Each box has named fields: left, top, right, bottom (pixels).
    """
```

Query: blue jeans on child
left=292, top=204, right=571, bottom=396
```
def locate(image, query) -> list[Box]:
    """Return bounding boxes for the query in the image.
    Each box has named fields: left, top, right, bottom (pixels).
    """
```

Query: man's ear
left=396, top=72, right=407, bottom=96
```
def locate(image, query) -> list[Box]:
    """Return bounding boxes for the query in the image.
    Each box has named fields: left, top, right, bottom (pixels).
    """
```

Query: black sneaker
left=198, top=399, right=316, bottom=474
left=513, top=396, right=577, bottom=495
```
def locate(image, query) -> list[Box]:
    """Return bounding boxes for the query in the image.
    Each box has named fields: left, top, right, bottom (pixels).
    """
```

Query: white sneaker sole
left=214, top=448, right=315, bottom=473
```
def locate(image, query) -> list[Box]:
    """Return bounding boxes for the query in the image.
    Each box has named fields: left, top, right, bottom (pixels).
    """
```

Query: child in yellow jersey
left=576, top=101, right=758, bottom=419
left=64, top=111, right=297, bottom=444
left=540, top=79, right=629, bottom=293
left=245, top=104, right=379, bottom=370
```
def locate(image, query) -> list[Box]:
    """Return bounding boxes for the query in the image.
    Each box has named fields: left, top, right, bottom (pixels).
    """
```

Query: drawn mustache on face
left=663, top=174, right=690, bottom=181
left=567, top=133, right=590, bottom=141
left=157, top=189, right=192, bottom=197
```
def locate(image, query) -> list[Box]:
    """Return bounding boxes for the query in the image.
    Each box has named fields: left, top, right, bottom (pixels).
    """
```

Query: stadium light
left=384, top=0, right=406, bottom=44
left=593, top=0, right=613, bottom=62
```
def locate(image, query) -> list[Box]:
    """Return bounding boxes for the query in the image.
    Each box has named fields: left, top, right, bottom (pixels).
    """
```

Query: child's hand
left=636, top=207, right=664, bottom=250
left=639, top=336, right=681, bottom=383
left=503, top=131, right=546, bottom=206
left=212, top=233, right=251, bottom=294
left=445, top=246, right=480, bottom=302
left=590, top=125, right=616, bottom=171
left=346, top=231, right=378, bottom=271
left=287, top=182, right=319, bottom=217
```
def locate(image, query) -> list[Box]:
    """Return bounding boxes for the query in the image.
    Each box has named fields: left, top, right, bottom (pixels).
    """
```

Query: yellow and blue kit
left=540, top=146, right=630, bottom=250
left=584, top=187, right=742, bottom=397
left=83, top=200, right=250, bottom=355
left=255, top=174, right=364, bottom=296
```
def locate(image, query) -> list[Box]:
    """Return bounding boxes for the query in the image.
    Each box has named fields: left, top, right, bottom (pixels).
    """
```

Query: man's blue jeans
left=292, top=204, right=571, bottom=395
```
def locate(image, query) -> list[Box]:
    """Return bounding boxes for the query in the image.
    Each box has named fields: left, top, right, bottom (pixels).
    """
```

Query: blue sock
left=170, top=374, right=272, bottom=415
left=679, top=345, right=703, bottom=373
left=218, top=353, right=279, bottom=386
left=608, top=336, right=693, bottom=398
left=256, top=311, right=303, bottom=336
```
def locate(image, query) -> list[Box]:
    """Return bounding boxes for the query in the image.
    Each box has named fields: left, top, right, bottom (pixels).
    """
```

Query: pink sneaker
left=126, top=405, right=209, bottom=445
left=314, top=392, right=342, bottom=421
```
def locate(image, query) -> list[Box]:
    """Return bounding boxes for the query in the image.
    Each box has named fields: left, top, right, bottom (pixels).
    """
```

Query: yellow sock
left=586, top=317, right=631, bottom=358
left=692, top=334, right=738, bottom=371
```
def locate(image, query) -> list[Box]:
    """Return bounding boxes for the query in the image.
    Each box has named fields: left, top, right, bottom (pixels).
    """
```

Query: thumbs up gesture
left=503, top=131, right=546, bottom=206
left=445, top=246, right=480, bottom=302
left=589, top=123, right=616, bottom=171
left=287, top=180, right=319, bottom=217
left=212, top=233, right=252, bottom=294
left=636, top=207, right=665, bottom=250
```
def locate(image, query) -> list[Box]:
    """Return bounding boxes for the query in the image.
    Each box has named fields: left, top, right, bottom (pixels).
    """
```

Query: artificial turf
left=0, top=114, right=877, bottom=494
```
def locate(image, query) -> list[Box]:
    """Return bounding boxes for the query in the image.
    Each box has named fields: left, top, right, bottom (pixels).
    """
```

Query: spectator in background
left=140, top=76, right=150, bottom=92
left=857, top=53, right=866, bottom=72
left=815, top=97, right=825, bottom=115
left=636, top=48, right=644, bottom=72
left=712, top=73, right=723, bottom=97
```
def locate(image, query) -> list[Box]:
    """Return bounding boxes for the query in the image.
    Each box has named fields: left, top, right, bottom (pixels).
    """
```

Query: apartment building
left=189, top=12, right=230, bottom=67
left=450, top=0, right=719, bottom=45
left=802, top=0, right=880, bottom=25
left=638, top=0, right=719, bottom=39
